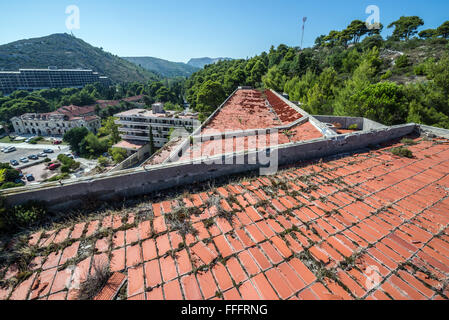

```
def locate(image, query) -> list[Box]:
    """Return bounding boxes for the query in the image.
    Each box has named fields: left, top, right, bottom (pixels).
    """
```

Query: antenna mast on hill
left=301, top=17, right=307, bottom=50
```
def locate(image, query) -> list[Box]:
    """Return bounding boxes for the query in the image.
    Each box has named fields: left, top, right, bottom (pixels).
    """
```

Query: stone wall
left=2, top=123, right=417, bottom=211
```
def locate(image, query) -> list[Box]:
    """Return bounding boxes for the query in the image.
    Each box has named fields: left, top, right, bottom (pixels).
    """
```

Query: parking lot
left=1, top=142, right=100, bottom=185
left=0, top=142, right=70, bottom=167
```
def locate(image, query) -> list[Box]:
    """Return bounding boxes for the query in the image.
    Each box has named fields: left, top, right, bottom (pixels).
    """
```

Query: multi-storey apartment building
left=0, top=67, right=110, bottom=95
left=11, top=105, right=101, bottom=136
left=114, top=103, right=199, bottom=148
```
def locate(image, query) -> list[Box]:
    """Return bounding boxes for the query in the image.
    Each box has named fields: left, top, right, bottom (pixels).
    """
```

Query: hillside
left=187, top=57, right=233, bottom=68
left=122, top=56, right=199, bottom=78
left=0, top=33, right=159, bottom=83
left=185, top=17, right=449, bottom=129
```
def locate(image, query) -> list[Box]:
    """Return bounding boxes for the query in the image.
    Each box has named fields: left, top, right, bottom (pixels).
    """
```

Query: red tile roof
left=264, top=90, right=303, bottom=124
left=2, top=135, right=449, bottom=300
left=201, top=89, right=282, bottom=134
left=175, top=89, right=322, bottom=163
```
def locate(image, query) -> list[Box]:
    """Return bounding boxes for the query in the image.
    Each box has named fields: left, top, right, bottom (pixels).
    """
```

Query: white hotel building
left=114, top=103, right=200, bottom=148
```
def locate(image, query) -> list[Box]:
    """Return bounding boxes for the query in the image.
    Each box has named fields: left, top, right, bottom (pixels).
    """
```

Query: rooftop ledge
left=1, top=122, right=429, bottom=210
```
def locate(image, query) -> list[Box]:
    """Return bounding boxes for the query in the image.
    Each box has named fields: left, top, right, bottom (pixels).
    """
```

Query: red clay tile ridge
left=94, top=272, right=127, bottom=301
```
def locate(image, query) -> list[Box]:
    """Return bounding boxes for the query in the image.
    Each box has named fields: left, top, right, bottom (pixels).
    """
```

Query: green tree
left=63, top=127, right=89, bottom=154
left=334, top=48, right=382, bottom=117
left=345, top=20, right=369, bottom=44
left=419, top=29, right=438, bottom=39
left=388, top=16, right=424, bottom=40
left=350, top=82, right=408, bottom=125
left=437, top=21, right=449, bottom=39
left=195, top=80, right=226, bottom=118
left=248, top=60, right=267, bottom=87
left=79, top=132, right=109, bottom=157
left=262, top=66, right=286, bottom=92
left=149, top=125, right=155, bottom=155
left=110, top=148, right=128, bottom=164
left=97, top=117, right=120, bottom=143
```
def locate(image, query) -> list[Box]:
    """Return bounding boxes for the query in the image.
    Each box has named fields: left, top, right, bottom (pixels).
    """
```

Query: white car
left=4, top=146, right=16, bottom=153
left=20, top=157, right=29, bottom=163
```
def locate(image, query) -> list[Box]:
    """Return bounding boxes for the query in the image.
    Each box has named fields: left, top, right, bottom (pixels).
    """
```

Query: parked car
left=4, top=146, right=16, bottom=153
left=43, top=149, right=54, bottom=154
left=10, top=159, right=19, bottom=166
left=28, top=154, right=39, bottom=160
left=14, top=179, right=25, bottom=185
left=64, top=153, right=74, bottom=159
left=26, top=174, right=35, bottom=182
left=25, top=136, right=37, bottom=143
left=38, top=152, right=47, bottom=158
left=53, top=140, right=62, bottom=145
left=19, top=157, right=29, bottom=163
left=48, top=163, right=61, bottom=170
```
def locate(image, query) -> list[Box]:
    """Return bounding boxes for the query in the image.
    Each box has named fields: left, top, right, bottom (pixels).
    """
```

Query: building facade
left=0, top=67, right=110, bottom=95
left=11, top=105, right=101, bottom=136
left=114, top=103, right=199, bottom=148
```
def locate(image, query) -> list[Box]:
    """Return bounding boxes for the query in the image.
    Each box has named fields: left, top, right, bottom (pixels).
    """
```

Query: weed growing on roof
left=165, top=206, right=198, bottom=237
left=203, top=218, right=215, bottom=229
left=401, top=138, right=418, bottom=146
left=78, top=262, right=112, bottom=300
left=391, top=147, right=414, bottom=158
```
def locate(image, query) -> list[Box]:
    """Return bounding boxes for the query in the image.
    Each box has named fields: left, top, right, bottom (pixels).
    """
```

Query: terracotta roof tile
left=4, top=136, right=449, bottom=300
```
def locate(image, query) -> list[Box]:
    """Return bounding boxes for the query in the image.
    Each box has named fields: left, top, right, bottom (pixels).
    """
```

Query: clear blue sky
left=0, top=0, right=448, bottom=63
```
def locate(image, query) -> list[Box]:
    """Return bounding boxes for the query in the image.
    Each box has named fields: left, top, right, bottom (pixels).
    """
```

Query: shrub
left=98, top=156, right=109, bottom=167
left=395, top=54, right=410, bottom=68
left=414, top=64, right=427, bottom=76
left=46, top=173, right=70, bottom=182
left=401, top=138, right=418, bottom=146
left=391, top=147, right=414, bottom=158
left=3, top=201, right=47, bottom=228
left=61, top=165, right=71, bottom=173
left=110, top=148, right=127, bottom=164
left=380, top=70, right=393, bottom=80
left=0, top=182, right=23, bottom=190
left=44, top=158, right=51, bottom=163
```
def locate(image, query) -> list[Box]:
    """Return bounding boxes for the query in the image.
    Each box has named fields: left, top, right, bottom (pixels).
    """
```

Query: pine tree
left=149, top=125, right=155, bottom=155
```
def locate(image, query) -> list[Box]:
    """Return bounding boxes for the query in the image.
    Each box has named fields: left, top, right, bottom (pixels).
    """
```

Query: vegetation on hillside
left=184, top=17, right=449, bottom=129
left=0, top=33, right=159, bottom=83
left=122, top=56, right=200, bottom=78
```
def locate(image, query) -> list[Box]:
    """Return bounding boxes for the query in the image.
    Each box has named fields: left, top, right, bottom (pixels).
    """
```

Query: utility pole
left=301, top=17, right=308, bottom=50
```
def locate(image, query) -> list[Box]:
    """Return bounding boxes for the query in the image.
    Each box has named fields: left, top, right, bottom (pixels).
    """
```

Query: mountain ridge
left=0, top=33, right=159, bottom=83
left=122, top=56, right=199, bottom=78
left=187, top=57, right=233, bottom=68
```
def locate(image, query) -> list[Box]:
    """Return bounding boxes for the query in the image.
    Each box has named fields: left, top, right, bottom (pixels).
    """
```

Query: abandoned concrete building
left=10, top=105, right=101, bottom=136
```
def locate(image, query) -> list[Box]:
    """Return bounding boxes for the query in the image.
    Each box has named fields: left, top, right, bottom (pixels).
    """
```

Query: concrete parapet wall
left=312, top=115, right=386, bottom=131
left=109, top=144, right=151, bottom=172
left=2, top=123, right=417, bottom=211
left=418, top=124, right=449, bottom=139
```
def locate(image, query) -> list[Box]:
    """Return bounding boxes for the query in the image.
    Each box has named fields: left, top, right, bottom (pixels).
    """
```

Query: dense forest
left=184, top=16, right=449, bottom=128
left=0, top=77, right=186, bottom=126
